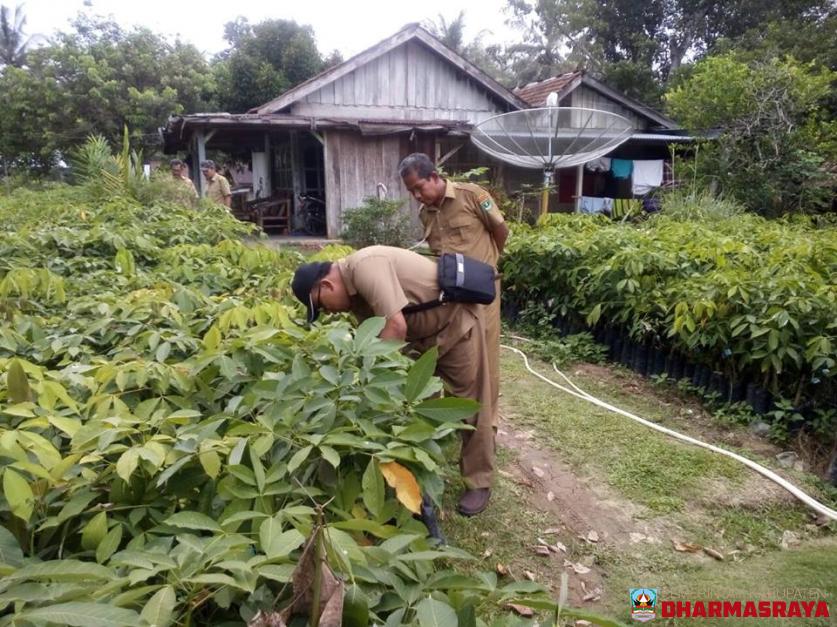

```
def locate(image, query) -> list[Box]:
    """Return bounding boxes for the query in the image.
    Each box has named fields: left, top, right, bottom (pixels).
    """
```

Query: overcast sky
left=21, top=0, right=520, bottom=58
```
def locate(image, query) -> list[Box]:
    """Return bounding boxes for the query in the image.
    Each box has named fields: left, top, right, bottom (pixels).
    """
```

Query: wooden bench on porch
left=246, top=196, right=291, bottom=235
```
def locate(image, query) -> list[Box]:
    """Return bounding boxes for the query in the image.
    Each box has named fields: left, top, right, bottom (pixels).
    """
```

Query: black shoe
left=457, top=488, right=491, bottom=516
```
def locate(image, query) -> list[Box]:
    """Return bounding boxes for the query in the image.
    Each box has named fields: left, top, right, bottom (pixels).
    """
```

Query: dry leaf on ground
left=703, top=547, right=724, bottom=561
left=587, top=530, right=599, bottom=543
left=672, top=540, right=702, bottom=553
left=546, top=491, right=556, bottom=501
left=533, top=545, right=551, bottom=556
left=378, top=461, right=421, bottom=514
left=532, top=466, right=546, bottom=478
left=496, top=563, right=509, bottom=576
left=505, top=603, right=534, bottom=617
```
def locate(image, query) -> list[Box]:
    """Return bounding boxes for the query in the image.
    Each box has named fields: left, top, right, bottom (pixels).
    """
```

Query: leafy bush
left=0, top=186, right=587, bottom=625
left=502, top=210, right=837, bottom=440
left=666, top=54, right=836, bottom=215
left=341, top=197, right=415, bottom=248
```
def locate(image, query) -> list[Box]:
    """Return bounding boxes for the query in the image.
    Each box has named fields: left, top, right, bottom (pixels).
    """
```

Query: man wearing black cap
left=291, top=245, right=496, bottom=516
left=200, top=160, right=232, bottom=207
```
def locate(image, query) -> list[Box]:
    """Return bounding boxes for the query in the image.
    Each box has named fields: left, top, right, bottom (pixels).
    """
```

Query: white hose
left=500, top=341, right=837, bottom=522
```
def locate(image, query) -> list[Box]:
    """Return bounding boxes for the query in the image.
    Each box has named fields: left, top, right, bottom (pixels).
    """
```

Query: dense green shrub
left=341, top=197, right=415, bottom=248
left=502, top=209, right=837, bottom=437
left=0, top=187, right=572, bottom=625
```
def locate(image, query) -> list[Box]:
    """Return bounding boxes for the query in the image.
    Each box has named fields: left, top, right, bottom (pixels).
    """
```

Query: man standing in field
left=399, top=153, right=508, bottom=435
left=170, top=159, right=198, bottom=201
left=200, top=160, right=232, bottom=208
left=291, top=245, right=496, bottom=516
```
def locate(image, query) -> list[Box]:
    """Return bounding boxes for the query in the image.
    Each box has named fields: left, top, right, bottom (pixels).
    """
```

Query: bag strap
left=402, top=298, right=444, bottom=315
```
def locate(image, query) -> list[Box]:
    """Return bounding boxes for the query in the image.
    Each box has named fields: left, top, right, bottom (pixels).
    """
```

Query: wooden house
left=162, top=23, right=691, bottom=236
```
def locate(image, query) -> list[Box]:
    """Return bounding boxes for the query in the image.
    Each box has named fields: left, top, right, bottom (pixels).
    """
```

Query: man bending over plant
left=291, top=245, right=496, bottom=516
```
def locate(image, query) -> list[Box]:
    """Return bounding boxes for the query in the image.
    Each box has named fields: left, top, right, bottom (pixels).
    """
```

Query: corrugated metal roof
left=513, top=72, right=582, bottom=107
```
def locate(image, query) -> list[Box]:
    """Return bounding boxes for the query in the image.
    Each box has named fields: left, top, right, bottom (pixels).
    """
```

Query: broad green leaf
left=116, top=449, right=140, bottom=482
left=48, top=415, right=82, bottom=437
left=199, top=450, right=221, bottom=479
left=415, top=597, right=458, bottom=627
left=96, top=525, right=123, bottom=564
left=354, top=317, right=386, bottom=350
left=361, top=458, right=384, bottom=518
left=287, top=445, right=312, bottom=473
left=22, top=602, right=139, bottom=627
left=0, top=524, right=24, bottom=567
left=5, top=559, right=113, bottom=582
left=320, top=445, right=340, bottom=469
left=6, top=359, right=32, bottom=403
left=256, top=563, right=295, bottom=583
left=139, top=585, right=176, bottom=627
left=81, top=511, right=109, bottom=551
left=165, top=511, right=222, bottom=533
left=202, top=326, right=221, bottom=351
left=260, top=520, right=304, bottom=559
left=404, top=347, right=438, bottom=402
left=3, top=468, right=34, bottom=522
left=415, top=397, right=480, bottom=423
left=343, top=584, right=370, bottom=627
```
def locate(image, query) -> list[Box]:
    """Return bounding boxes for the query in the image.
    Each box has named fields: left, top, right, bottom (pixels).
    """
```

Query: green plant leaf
left=6, top=359, right=32, bottom=403
left=362, top=458, right=385, bottom=518
left=415, top=397, right=479, bottom=423
left=116, top=449, right=139, bottom=483
left=199, top=450, right=221, bottom=479
left=415, top=596, right=458, bottom=627
left=342, top=584, right=370, bottom=627
left=165, top=511, right=222, bottom=533
left=21, top=602, right=140, bottom=627
left=260, top=518, right=304, bottom=558
left=139, top=585, right=176, bottom=627
left=287, top=445, right=312, bottom=473
left=96, top=525, right=123, bottom=564
left=404, top=347, right=438, bottom=402
left=3, top=468, right=34, bottom=522
left=81, top=511, right=109, bottom=551
left=5, top=560, right=114, bottom=582
left=354, top=317, right=386, bottom=350
left=0, top=524, right=24, bottom=567
left=320, top=445, right=340, bottom=468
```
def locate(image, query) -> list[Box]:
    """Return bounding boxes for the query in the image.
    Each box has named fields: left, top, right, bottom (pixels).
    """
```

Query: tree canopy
left=213, top=18, right=325, bottom=113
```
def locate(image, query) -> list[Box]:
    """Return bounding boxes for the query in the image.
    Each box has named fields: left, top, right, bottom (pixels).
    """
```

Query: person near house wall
left=200, top=160, right=232, bottom=208
left=398, top=153, right=508, bottom=449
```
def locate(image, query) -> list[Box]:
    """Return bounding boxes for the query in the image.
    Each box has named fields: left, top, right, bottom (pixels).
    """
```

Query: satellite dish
left=471, top=107, right=633, bottom=214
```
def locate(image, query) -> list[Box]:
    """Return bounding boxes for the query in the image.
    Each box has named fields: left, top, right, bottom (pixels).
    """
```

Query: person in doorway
left=398, top=153, right=508, bottom=424
left=291, top=245, right=496, bottom=516
left=200, top=159, right=232, bottom=207
left=170, top=159, right=198, bottom=200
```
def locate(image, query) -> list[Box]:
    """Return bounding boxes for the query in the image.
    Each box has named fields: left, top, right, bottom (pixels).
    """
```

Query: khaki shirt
left=419, top=180, right=505, bottom=267
left=336, top=246, right=475, bottom=354
left=205, top=173, right=231, bottom=204
left=177, top=175, right=198, bottom=198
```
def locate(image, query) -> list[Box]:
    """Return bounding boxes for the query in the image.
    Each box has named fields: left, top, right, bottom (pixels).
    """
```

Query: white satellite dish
left=471, top=107, right=633, bottom=214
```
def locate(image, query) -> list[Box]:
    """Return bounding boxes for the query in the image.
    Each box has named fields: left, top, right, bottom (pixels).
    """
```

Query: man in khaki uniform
left=200, top=160, right=232, bottom=207
left=399, top=153, right=508, bottom=422
left=291, top=245, right=496, bottom=515
left=170, top=159, right=198, bottom=202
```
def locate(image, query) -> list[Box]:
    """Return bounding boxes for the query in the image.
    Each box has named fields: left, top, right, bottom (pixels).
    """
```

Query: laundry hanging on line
left=585, top=157, right=611, bottom=173
left=610, top=158, right=633, bottom=179
left=580, top=196, right=614, bottom=214
left=632, top=160, right=664, bottom=195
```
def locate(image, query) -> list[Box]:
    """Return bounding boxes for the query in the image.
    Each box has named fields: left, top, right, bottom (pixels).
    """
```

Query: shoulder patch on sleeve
left=478, top=193, right=494, bottom=212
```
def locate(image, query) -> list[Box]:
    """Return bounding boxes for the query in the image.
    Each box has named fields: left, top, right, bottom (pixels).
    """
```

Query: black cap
left=291, top=261, right=332, bottom=322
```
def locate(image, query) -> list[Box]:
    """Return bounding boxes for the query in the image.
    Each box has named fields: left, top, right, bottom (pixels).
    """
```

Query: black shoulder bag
left=402, top=253, right=496, bottom=314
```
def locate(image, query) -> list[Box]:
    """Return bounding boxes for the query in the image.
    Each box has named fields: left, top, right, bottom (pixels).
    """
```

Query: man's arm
left=223, top=195, right=232, bottom=208
left=492, top=222, right=510, bottom=255
left=380, top=311, right=408, bottom=341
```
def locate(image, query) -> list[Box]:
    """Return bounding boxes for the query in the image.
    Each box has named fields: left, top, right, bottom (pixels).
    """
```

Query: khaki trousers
left=433, top=306, right=496, bottom=489
left=485, top=279, right=501, bottom=424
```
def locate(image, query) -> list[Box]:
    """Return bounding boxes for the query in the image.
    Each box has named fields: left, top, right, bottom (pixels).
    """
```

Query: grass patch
left=499, top=351, right=744, bottom=513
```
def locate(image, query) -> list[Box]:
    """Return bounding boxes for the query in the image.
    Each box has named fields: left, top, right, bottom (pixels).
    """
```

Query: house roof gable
left=514, top=72, right=679, bottom=130
left=251, top=23, right=529, bottom=114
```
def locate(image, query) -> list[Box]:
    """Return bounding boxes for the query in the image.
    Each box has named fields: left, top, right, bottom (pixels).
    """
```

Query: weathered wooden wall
left=323, top=130, right=423, bottom=239
left=570, top=85, right=647, bottom=130
left=291, top=40, right=507, bottom=124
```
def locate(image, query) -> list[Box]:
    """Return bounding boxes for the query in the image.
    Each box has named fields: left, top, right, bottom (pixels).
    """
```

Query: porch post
left=575, top=163, right=584, bottom=212
left=195, top=129, right=207, bottom=197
